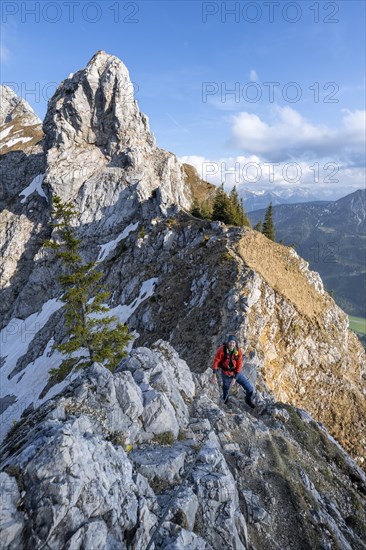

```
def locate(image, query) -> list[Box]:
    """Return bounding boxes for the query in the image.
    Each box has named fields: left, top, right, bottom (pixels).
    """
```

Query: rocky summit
left=1, top=51, right=366, bottom=549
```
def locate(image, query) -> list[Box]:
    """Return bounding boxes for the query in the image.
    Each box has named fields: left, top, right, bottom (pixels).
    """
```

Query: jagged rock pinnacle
left=43, top=50, right=155, bottom=156
left=41, top=50, right=190, bottom=208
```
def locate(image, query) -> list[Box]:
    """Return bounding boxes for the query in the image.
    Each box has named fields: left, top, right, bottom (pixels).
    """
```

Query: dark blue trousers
left=222, top=372, right=253, bottom=403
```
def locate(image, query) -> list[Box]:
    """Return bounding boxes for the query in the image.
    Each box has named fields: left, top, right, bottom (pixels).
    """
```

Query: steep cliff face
left=0, top=85, right=47, bottom=339
left=0, top=48, right=365, bottom=485
left=1, top=344, right=366, bottom=550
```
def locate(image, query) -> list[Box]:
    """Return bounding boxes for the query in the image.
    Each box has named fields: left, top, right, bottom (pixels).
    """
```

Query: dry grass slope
left=236, top=230, right=332, bottom=319
left=182, top=163, right=216, bottom=212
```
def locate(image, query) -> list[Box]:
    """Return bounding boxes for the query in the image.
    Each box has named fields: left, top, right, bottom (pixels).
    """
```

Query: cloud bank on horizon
left=180, top=105, right=366, bottom=199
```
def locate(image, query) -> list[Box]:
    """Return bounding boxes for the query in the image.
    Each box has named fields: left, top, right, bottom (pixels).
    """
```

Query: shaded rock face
left=0, top=47, right=365, bottom=483
left=1, top=343, right=365, bottom=550
left=0, top=85, right=47, bottom=344
left=0, top=86, right=44, bottom=204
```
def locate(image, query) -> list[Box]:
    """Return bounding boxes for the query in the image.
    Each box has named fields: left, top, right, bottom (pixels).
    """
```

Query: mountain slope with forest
left=248, top=190, right=366, bottom=317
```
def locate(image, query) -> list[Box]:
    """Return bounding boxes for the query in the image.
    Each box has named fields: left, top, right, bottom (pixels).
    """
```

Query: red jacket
left=213, top=345, right=243, bottom=376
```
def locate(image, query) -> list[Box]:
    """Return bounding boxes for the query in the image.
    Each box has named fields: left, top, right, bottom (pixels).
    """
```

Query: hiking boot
left=223, top=395, right=231, bottom=407
left=245, top=393, right=256, bottom=409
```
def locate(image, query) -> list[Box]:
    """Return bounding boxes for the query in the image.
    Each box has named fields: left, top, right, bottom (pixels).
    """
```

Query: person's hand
left=211, top=373, right=217, bottom=384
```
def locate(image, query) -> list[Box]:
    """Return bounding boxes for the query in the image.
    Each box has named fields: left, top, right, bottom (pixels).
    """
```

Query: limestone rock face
left=1, top=343, right=365, bottom=550
left=42, top=50, right=191, bottom=215
left=0, top=84, right=41, bottom=127
left=43, top=50, right=155, bottom=152
left=0, top=85, right=43, bottom=160
left=0, top=50, right=193, bottom=443
left=0, top=472, right=24, bottom=549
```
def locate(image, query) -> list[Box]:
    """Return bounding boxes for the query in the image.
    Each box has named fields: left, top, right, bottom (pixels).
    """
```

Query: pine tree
left=212, top=184, right=232, bottom=224
left=44, top=196, right=131, bottom=382
left=262, top=202, right=276, bottom=241
left=191, top=200, right=213, bottom=220
left=254, top=220, right=263, bottom=232
left=190, top=200, right=204, bottom=219
left=212, top=184, right=251, bottom=227
left=229, top=186, right=241, bottom=225
left=239, top=197, right=251, bottom=228
left=227, top=186, right=251, bottom=227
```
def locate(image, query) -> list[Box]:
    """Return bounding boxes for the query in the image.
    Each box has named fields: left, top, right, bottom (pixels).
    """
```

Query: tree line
left=191, top=184, right=275, bottom=241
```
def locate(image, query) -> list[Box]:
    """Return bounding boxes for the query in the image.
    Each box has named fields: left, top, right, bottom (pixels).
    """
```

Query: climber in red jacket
left=211, top=335, right=255, bottom=407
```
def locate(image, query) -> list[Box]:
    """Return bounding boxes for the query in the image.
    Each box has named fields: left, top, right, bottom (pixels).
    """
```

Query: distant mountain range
left=248, top=189, right=366, bottom=317
left=240, top=187, right=346, bottom=212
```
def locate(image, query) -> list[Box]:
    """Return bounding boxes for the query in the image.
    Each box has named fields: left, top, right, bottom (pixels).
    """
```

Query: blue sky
left=1, top=0, right=365, bottom=197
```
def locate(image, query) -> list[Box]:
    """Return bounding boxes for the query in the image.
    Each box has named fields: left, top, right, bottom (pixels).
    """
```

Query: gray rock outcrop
left=1, top=343, right=365, bottom=549
left=0, top=84, right=41, bottom=127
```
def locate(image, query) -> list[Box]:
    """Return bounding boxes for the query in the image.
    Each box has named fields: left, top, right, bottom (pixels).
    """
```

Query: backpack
left=219, top=342, right=238, bottom=371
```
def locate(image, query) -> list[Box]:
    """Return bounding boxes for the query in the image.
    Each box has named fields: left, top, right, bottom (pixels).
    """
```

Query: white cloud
left=249, top=69, right=258, bottom=82
left=230, top=106, right=366, bottom=161
left=341, top=109, right=365, bottom=140
left=179, top=153, right=365, bottom=199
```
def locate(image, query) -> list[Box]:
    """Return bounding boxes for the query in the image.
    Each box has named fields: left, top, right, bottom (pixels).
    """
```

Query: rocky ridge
left=1, top=342, right=365, bottom=550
